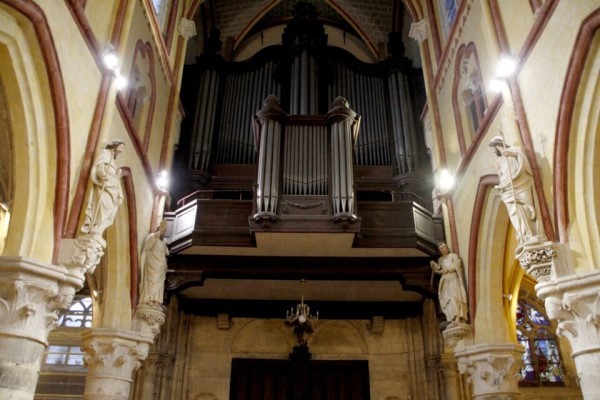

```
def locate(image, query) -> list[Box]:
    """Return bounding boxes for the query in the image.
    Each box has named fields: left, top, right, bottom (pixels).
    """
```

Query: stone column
left=0, top=256, right=84, bottom=400
left=536, top=270, right=600, bottom=399
left=82, top=328, right=153, bottom=400
left=441, top=323, right=472, bottom=400
left=327, top=97, right=360, bottom=222
left=439, top=353, right=463, bottom=400
left=455, top=342, right=524, bottom=399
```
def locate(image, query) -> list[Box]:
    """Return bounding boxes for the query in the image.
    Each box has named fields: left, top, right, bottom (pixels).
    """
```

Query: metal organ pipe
left=327, top=97, right=360, bottom=220
left=190, top=69, right=219, bottom=171
left=254, top=96, right=286, bottom=219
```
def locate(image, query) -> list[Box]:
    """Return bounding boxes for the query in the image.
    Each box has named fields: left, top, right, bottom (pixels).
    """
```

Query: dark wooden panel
left=230, top=359, right=370, bottom=400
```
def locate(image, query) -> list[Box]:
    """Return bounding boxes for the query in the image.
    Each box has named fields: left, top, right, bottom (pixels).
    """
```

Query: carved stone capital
left=82, top=328, right=154, bottom=400
left=0, top=256, right=84, bottom=398
left=0, top=256, right=85, bottom=343
left=455, top=342, right=524, bottom=399
left=409, top=18, right=429, bottom=43
left=536, top=269, right=600, bottom=398
left=516, top=241, right=566, bottom=282
left=179, top=17, right=197, bottom=39
left=442, top=322, right=473, bottom=350
left=133, top=302, right=166, bottom=337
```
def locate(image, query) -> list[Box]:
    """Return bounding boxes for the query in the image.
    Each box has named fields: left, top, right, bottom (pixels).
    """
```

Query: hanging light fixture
left=285, top=279, right=318, bottom=326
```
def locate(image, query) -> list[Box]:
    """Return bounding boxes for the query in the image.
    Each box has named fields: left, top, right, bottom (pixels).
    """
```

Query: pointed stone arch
left=0, top=2, right=70, bottom=262
left=468, top=174, right=515, bottom=342
left=554, top=9, right=600, bottom=270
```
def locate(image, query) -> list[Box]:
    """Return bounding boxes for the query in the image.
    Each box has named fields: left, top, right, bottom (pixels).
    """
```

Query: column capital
left=536, top=269, right=600, bottom=352
left=536, top=270, right=600, bottom=398
left=455, top=342, right=524, bottom=399
left=82, top=328, right=154, bottom=400
left=0, top=256, right=85, bottom=344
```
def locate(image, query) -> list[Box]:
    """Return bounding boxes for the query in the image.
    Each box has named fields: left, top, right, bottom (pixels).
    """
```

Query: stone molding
left=455, top=342, right=524, bottom=399
left=536, top=269, right=600, bottom=399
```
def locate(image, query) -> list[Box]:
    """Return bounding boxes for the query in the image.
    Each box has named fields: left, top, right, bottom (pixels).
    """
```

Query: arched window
left=452, top=43, right=488, bottom=155
left=516, top=297, right=565, bottom=386
left=34, top=296, right=93, bottom=398
left=126, top=41, right=156, bottom=151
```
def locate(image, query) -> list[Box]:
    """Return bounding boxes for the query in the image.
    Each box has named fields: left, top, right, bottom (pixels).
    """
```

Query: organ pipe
left=327, top=97, right=360, bottom=220
left=253, top=96, right=286, bottom=220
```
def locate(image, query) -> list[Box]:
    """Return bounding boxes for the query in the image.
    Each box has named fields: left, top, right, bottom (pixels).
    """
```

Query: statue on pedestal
left=139, top=221, right=169, bottom=305
left=81, top=140, right=126, bottom=237
left=430, top=242, right=468, bottom=326
left=488, top=136, right=543, bottom=247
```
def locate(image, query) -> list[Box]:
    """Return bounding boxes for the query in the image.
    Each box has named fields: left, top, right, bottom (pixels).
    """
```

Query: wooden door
left=230, top=358, right=370, bottom=400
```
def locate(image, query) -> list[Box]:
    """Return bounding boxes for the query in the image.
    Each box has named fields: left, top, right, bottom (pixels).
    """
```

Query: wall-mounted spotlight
left=437, top=168, right=455, bottom=192
left=102, top=46, right=120, bottom=71
left=114, top=73, right=128, bottom=91
left=156, top=170, right=169, bottom=191
left=495, top=56, right=517, bottom=79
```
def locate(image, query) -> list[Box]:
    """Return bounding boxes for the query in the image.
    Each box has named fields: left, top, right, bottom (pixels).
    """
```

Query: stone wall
left=178, top=315, right=429, bottom=400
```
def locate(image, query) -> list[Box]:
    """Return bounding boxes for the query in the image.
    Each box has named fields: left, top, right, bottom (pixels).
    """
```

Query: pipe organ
left=181, top=5, right=432, bottom=229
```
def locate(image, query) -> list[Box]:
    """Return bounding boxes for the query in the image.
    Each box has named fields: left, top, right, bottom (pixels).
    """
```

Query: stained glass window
left=516, top=299, right=565, bottom=386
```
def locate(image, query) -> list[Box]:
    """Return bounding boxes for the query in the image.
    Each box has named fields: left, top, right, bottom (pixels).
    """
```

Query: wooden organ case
left=168, top=3, right=442, bottom=252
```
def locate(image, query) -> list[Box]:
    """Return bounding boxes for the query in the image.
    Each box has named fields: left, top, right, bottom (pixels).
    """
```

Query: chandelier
left=285, top=279, right=318, bottom=326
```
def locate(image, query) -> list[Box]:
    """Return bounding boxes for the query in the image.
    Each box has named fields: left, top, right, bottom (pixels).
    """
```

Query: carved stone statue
left=81, top=140, right=126, bottom=236
left=430, top=242, right=468, bottom=325
left=139, top=221, right=169, bottom=305
left=488, top=136, right=542, bottom=246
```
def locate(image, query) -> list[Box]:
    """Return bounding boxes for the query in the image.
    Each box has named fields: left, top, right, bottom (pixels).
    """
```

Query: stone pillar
left=326, top=97, right=360, bottom=221
left=252, top=95, right=287, bottom=221
left=0, top=256, right=84, bottom=400
left=439, top=352, right=463, bottom=400
left=440, top=323, right=472, bottom=400
left=536, top=270, right=600, bottom=399
left=455, top=342, right=524, bottom=399
left=82, top=328, right=153, bottom=400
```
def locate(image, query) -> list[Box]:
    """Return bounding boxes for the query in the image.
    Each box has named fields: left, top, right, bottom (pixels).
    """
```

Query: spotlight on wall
left=488, top=78, right=505, bottom=93
left=495, top=56, right=517, bottom=79
left=437, top=168, right=455, bottom=192
left=156, top=170, right=170, bottom=191
left=114, top=73, right=128, bottom=91
left=102, top=47, right=120, bottom=71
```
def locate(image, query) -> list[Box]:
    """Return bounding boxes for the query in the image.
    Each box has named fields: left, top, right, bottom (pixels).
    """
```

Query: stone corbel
left=517, top=241, right=570, bottom=282
left=133, top=302, right=166, bottom=337
left=179, top=18, right=197, bottom=39
left=409, top=18, right=429, bottom=44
